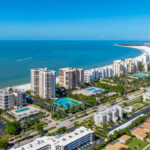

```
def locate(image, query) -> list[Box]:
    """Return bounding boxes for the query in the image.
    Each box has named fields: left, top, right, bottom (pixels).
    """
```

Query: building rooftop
left=146, top=118, right=150, bottom=122
left=141, top=122, right=150, bottom=131
left=131, top=127, right=147, bottom=139
left=57, top=126, right=94, bottom=146
left=0, top=87, right=25, bottom=96
left=60, top=67, right=83, bottom=72
left=11, top=126, right=94, bottom=150
left=119, top=135, right=131, bottom=142
left=146, top=138, right=150, bottom=143
left=11, top=136, right=51, bottom=150
left=31, top=68, right=55, bottom=73
left=96, top=105, right=121, bottom=117
left=106, top=142, right=128, bottom=150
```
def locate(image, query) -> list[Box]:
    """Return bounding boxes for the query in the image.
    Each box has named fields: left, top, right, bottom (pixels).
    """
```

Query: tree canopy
left=0, top=137, right=8, bottom=148
left=5, top=121, right=21, bottom=135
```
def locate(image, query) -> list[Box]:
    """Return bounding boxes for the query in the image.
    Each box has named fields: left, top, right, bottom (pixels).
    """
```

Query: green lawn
left=128, top=89, right=141, bottom=95
left=126, top=97, right=141, bottom=106
left=127, top=137, right=148, bottom=150
left=144, top=144, right=150, bottom=150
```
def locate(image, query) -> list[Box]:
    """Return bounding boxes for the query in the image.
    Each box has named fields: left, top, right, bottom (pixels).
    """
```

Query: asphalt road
left=0, top=119, right=6, bottom=135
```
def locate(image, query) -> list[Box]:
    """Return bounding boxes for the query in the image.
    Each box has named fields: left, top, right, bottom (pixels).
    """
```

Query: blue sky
left=0, top=0, right=150, bottom=40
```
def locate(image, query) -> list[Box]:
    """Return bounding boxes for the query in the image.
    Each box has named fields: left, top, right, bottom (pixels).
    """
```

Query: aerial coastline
left=12, top=43, right=150, bottom=91
left=2, top=1, right=150, bottom=149
left=116, top=43, right=150, bottom=60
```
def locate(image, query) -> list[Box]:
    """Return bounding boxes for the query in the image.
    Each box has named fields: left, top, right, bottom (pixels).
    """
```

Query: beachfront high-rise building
left=31, top=68, right=56, bottom=99
left=59, top=67, right=84, bottom=89
left=113, top=60, right=126, bottom=76
left=0, top=87, right=26, bottom=110
left=144, top=62, right=150, bottom=72
left=94, top=105, right=123, bottom=127
left=124, top=58, right=137, bottom=74
left=141, top=52, right=150, bottom=64
left=11, top=126, right=94, bottom=150
left=84, top=69, right=96, bottom=84
left=84, top=65, right=114, bottom=84
left=95, top=65, right=114, bottom=79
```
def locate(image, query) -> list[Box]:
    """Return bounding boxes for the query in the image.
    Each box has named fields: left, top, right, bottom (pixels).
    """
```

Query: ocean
left=0, top=40, right=143, bottom=88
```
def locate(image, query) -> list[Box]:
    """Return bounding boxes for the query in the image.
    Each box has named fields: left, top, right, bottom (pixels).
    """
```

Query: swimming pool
left=18, top=113, right=27, bottom=117
left=123, top=110, right=128, bottom=113
left=88, top=88, right=95, bottom=91
left=93, top=89, right=102, bottom=93
left=15, top=108, right=30, bottom=113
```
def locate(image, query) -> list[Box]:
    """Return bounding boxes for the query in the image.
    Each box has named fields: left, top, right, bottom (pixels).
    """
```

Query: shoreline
left=115, top=44, right=150, bottom=61
left=122, top=45, right=150, bottom=62
left=5, top=45, right=150, bottom=91
left=12, top=77, right=60, bottom=91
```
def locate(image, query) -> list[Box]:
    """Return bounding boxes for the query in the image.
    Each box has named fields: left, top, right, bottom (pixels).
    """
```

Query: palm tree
left=35, top=123, right=43, bottom=135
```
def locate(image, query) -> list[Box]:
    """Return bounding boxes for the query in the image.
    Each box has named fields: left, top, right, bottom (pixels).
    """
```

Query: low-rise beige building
left=106, top=142, right=128, bottom=150
left=141, top=122, right=150, bottom=132
left=131, top=127, right=147, bottom=140
left=119, top=135, right=131, bottom=144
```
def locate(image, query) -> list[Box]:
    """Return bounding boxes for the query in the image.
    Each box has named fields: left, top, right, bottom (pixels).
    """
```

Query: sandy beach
left=123, top=45, right=150, bottom=61
left=13, top=83, right=31, bottom=91
left=13, top=77, right=60, bottom=91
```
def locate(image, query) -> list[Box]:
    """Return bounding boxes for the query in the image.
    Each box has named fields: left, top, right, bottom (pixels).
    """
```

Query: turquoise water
left=15, top=108, right=30, bottom=113
left=0, top=40, right=144, bottom=88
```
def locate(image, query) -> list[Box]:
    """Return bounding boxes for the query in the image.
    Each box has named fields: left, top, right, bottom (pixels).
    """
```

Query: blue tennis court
left=88, top=88, right=95, bottom=91
left=53, top=98, right=82, bottom=109
left=93, top=89, right=102, bottom=93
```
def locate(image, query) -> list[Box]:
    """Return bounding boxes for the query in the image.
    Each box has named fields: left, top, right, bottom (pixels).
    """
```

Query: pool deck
left=8, top=105, right=40, bottom=120
left=72, top=87, right=104, bottom=96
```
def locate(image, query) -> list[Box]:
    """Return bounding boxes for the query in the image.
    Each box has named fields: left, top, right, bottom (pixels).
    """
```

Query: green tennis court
left=132, top=103, right=144, bottom=109
left=53, top=98, right=82, bottom=109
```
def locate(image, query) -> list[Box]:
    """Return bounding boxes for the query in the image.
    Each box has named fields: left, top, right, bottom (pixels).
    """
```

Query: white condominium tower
left=94, top=105, right=123, bottom=127
left=95, top=65, right=114, bottom=79
left=113, top=59, right=140, bottom=76
left=59, top=67, right=84, bottom=89
left=124, top=58, right=138, bottom=74
left=31, top=68, right=56, bottom=99
left=84, top=65, right=114, bottom=84
left=0, top=87, right=26, bottom=110
left=113, top=60, right=126, bottom=76
left=84, top=69, right=96, bottom=84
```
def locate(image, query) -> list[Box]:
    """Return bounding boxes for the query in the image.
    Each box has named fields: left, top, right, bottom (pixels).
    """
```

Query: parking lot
left=0, top=119, right=6, bottom=135
left=79, top=137, right=105, bottom=150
